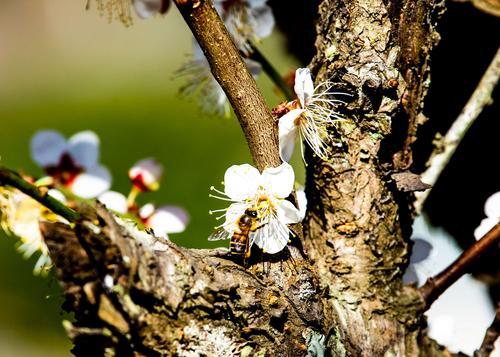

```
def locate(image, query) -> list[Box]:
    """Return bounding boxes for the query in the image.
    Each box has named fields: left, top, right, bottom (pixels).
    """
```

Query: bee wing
left=208, top=227, right=232, bottom=241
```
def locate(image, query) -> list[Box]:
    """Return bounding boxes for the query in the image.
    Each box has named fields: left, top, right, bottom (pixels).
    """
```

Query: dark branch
left=475, top=303, right=500, bottom=357
left=420, top=223, right=500, bottom=309
left=173, top=0, right=281, bottom=171
left=0, top=167, right=80, bottom=222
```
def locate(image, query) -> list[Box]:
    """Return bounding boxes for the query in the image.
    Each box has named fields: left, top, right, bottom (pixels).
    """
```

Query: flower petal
left=276, top=200, right=302, bottom=224
left=133, top=0, right=164, bottom=19
left=30, top=130, right=67, bottom=168
left=139, top=203, right=156, bottom=219
left=261, top=162, right=295, bottom=199
left=278, top=109, right=303, bottom=162
left=474, top=218, right=498, bottom=240
left=223, top=202, right=248, bottom=232
left=294, top=68, right=314, bottom=107
left=484, top=191, right=500, bottom=218
left=296, top=187, right=307, bottom=221
left=224, top=164, right=261, bottom=201
left=70, top=165, right=111, bottom=199
left=244, top=58, right=262, bottom=78
left=98, top=191, right=128, bottom=214
left=147, top=205, right=190, bottom=235
left=253, top=216, right=289, bottom=254
left=47, top=189, right=66, bottom=203
left=67, top=131, right=100, bottom=169
left=250, top=4, right=275, bottom=39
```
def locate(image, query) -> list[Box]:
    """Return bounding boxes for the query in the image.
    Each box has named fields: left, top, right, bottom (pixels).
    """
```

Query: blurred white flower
left=179, top=43, right=262, bottom=117
left=129, top=158, right=163, bottom=192
left=0, top=187, right=67, bottom=275
left=474, top=191, right=500, bottom=240
left=31, top=130, right=111, bottom=199
left=98, top=192, right=189, bottom=238
left=92, top=0, right=169, bottom=26
left=404, top=215, right=495, bottom=355
left=210, top=162, right=303, bottom=254
left=214, top=0, right=275, bottom=54
left=278, top=68, right=344, bottom=162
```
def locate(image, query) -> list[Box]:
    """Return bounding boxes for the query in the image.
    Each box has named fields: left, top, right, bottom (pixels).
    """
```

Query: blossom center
left=45, top=153, right=83, bottom=186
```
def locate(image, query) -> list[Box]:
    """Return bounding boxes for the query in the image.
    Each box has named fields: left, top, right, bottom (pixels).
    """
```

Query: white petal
left=484, top=191, right=500, bottom=218
left=133, top=0, right=163, bottom=19
left=247, top=0, right=267, bottom=8
left=253, top=216, right=289, bottom=254
left=47, top=189, right=66, bottom=203
left=409, top=239, right=433, bottom=264
left=147, top=205, right=190, bottom=235
left=30, top=130, right=67, bottom=168
left=474, top=218, right=498, bottom=240
left=278, top=109, right=303, bottom=162
left=296, top=187, right=308, bottom=221
left=98, top=191, right=128, bottom=214
left=261, top=162, right=295, bottom=199
left=139, top=203, right=156, bottom=219
left=224, top=164, right=261, bottom=201
left=250, top=4, right=275, bottom=39
left=192, top=42, right=206, bottom=61
left=129, top=158, right=163, bottom=191
left=67, top=131, right=100, bottom=169
left=276, top=200, right=302, bottom=224
left=223, top=202, right=248, bottom=232
left=69, top=165, right=111, bottom=199
left=294, top=68, right=314, bottom=107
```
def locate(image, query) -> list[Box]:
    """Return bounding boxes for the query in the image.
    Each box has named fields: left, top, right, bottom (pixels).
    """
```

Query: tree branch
left=475, top=302, right=500, bottom=357
left=414, top=47, right=500, bottom=213
left=419, top=223, right=500, bottom=309
left=173, top=0, right=281, bottom=171
left=0, top=167, right=80, bottom=222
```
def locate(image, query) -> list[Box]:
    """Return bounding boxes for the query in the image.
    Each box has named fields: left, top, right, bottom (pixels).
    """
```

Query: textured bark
left=35, top=1, right=472, bottom=356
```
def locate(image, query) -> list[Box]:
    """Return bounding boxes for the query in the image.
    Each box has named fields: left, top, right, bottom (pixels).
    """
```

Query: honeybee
left=208, top=208, right=260, bottom=259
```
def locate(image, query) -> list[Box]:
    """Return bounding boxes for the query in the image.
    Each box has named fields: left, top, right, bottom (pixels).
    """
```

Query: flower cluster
left=209, top=162, right=306, bottom=255
left=1, top=130, right=189, bottom=275
left=277, top=68, right=345, bottom=162
left=91, top=0, right=169, bottom=26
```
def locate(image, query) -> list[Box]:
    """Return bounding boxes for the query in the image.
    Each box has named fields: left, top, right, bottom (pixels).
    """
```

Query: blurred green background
left=0, top=1, right=301, bottom=355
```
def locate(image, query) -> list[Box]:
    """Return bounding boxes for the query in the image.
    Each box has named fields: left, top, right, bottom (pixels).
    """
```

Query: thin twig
left=415, top=47, right=500, bottom=213
left=475, top=303, right=500, bottom=357
left=248, top=43, right=295, bottom=101
left=173, top=0, right=281, bottom=171
left=419, top=223, right=500, bottom=309
left=0, top=167, right=80, bottom=222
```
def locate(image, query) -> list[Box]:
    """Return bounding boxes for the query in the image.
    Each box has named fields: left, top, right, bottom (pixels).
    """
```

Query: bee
left=208, top=208, right=260, bottom=260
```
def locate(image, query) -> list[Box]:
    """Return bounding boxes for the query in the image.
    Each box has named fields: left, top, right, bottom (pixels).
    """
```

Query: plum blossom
left=209, top=162, right=305, bottom=254
left=474, top=191, right=500, bottom=240
left=129, top=158, right=163, bottom=192
left=214, top=0, right=275, bottom=54
left=98, top=190, right=189, bottom=238
left=31, top=130, right=111, bottom=199
left=0, top=187, right=67, bottom=275
left=278, top=68, right=345, bottom=162
left=92, top=0, right=170, bottom=26
left=179, top=43, right=262, bottom=117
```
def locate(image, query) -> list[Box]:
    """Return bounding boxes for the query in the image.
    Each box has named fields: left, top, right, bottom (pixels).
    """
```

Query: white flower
left=0, top=187, right=67, bottom=275
left=178, top=42, right=262, bottom=117
left=210, top=162, right=303, bottom=254
left=31, top=130, right=112, bottom=199
left=213, top=0, right=275, bottom=54
left=129, top=158, right=163, bottom=192
left=133, top=0, right=169, bottom=19
left=139, top=203, right=189, bottom=237
left=474, top=191, right=500, bottom=240
left=278, top=68, right=344, bottom=162
left=98, top=192, right=189, bottom=238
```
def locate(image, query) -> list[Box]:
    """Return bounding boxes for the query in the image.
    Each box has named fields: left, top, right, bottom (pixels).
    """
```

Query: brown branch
left=173, top=0, right=281, bottom=171
left=475, top=303, right=500, bottom=357
left=420, top=223, right=500, bottom=309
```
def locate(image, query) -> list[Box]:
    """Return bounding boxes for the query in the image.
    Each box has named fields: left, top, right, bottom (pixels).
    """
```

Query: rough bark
left=35, top=1, right=470, bottom=356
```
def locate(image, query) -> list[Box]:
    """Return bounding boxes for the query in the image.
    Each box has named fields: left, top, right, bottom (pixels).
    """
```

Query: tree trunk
left=39, top=0, right=465, bottom=356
